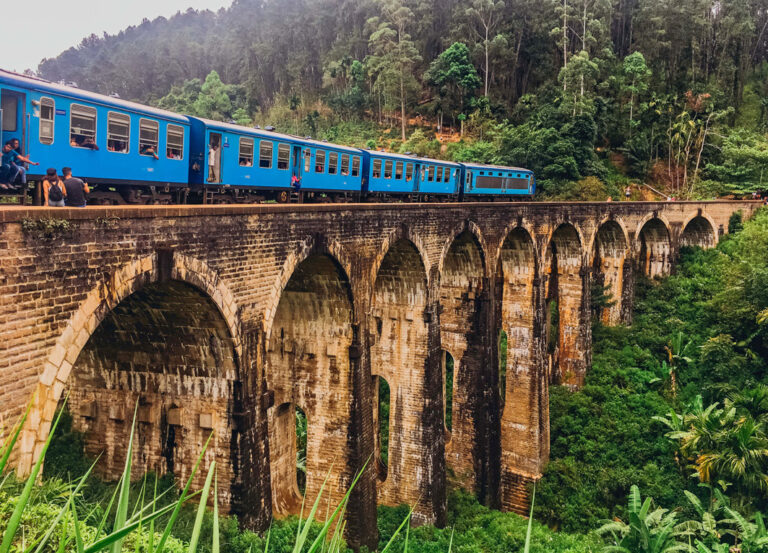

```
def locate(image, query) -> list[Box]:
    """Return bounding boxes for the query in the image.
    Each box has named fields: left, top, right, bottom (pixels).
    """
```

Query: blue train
left=0, top=69, right=535, bottom=204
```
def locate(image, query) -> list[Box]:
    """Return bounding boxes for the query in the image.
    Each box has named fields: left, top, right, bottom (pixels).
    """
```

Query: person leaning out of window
left=43, top=168, right=67, bottom=207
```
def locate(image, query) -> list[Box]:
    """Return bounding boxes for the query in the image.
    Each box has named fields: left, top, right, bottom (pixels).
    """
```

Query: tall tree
left=425, top=42, right=482, bottom=134
left=367, top=0, right=422, bottom=140
left=464, top=0, right=505, bottom=97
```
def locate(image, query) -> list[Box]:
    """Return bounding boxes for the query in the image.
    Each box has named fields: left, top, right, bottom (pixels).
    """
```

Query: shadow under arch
left=66, top=279, right=240, bottom=504
left=636, top=217, right=672, bottom=278
left=440, top=228, right=493, bottom=502
left=18, top=252, right=241, bottom=476
left=266, top=251, right=357, bottom=516
left=545, top=223, right=588, bottom=387
left=591, top=219, right=631, bottom=325
left=680, top=214, right=717, bottom=249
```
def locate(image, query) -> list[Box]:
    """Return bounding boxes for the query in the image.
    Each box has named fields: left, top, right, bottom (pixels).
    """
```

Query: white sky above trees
left=0, top=0, right=233, bottom=73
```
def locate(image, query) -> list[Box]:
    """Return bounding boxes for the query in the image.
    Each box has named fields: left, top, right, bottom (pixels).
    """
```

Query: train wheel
left=277, top=190, right=289, bottom=203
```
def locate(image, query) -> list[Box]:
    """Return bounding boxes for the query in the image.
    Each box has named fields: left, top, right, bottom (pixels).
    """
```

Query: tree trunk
left=563, top=0, right=568, bottom=92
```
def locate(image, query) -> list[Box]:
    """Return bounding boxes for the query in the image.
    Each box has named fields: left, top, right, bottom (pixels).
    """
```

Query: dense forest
left=34, top=0, right=768, bottom=199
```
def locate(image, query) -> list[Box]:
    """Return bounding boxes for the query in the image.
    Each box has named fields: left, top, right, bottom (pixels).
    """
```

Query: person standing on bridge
left=43, top=168, right=66, bottom=207
left=62, top=167, right=89, bottom=207
left=624, top=186, right=631, bottom=200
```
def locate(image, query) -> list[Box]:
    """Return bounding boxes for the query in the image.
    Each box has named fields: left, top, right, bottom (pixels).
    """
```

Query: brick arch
left=543, top=222, right=586, bottom=269
left=680, top=211, right=718, bottom=249
left=437, top=220, right=489, bottom=280
left=590, top=219, right=631, bottom=326
left=635, top=215, right=673, bottom=277
left=633, top=213, right=673, bottom=251
left=494, top=225, right=539, bottom=279
left=369, top=225, right=432, bottom=301
left=586, top=217, right=631, bottom=262
left=265, top=249, right=356, bottom=516
left=264, top=234, right=356, bottom=342
left=439, top=226, right=488, bottom=497
left=17, top=252, right=240, bottom=475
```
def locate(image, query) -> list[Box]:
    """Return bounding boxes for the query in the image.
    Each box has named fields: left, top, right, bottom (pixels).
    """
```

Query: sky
left=0, top=0, right=233, bottom=74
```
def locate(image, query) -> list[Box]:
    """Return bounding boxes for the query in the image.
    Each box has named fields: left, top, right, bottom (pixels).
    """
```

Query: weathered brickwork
left=0, top=201, right=757, bottom=547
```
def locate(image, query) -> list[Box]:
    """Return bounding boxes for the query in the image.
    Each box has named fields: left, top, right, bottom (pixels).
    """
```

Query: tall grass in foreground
left=1, top=403, right=536, bottom=553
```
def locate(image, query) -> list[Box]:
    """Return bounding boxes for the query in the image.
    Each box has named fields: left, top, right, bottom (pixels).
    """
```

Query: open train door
left=1, top=89, right=26, bottom=154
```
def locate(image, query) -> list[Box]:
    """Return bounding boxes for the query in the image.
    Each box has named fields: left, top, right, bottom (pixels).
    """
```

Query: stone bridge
left=0, top=201, right=758, bottom=548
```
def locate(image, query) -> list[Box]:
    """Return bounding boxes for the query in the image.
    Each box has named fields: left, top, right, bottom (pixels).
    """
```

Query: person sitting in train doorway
left=291, top=173, right=301, bottom=191
left=43, top=168, right=67, bottom=207
left=10, top=138, right=22, bottom=156
left=208, top=141, right=220, bottom=183
left=1, top=141, right=39, bottom=189
left=62, top=167, right=89, bottom=208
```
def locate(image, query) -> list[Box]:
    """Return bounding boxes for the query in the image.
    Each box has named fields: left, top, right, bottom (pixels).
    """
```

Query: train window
left=1, top=95, right=17, bottom=132
left=405, top=163, right=414, bottom=181
left=372, top=159, right=382, bottom=178
left=259, top=141, right=273, bottom=168
left=304, top=149, right=311, bottom=172
left=436, top=167, right=443, bottom=182
left=445, top=168, right=452, bottom=182
left=351, top=156, right=360, bottom=177
left=466, top=170, right=473, bottom=185
left=395, top=162, right=403, bottom=180
left=70, top=104, right=97, bottom=148
left=315, top=149, right=325, bottom=173
left=277, top=143, right=290, bottom=170
left=239, top=137, right=254, bottom=166
left=138, top=119, right=159, bottom=156
left=428, top=166, right=435, bottom=182
left=421, top=167, right=426, bottom=181
left=39, top=97, right=55, bottom=144
left=166, top=125, right=184, bottom=159
left=328, top=152, right=338, bottom=174
left=384, top=160, right=393, bottom=179
left=107, top=112, right=130, bottom=153
left=340, top=154, right=350, bottom=175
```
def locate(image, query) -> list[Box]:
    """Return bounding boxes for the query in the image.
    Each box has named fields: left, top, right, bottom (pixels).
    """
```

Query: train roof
left=194, top=118, right=363, bottom=154
left=366, top=150, right=461, bottom=166
left=461, top=162, right=533, bottom=173
left=0, top=69, right=189, bottom=124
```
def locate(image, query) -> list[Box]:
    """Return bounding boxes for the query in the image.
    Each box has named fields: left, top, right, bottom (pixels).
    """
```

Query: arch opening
left=440, top=230, right=486, bottom=492
left=65, top=280, right=238, bottom=506
left=545, top=224, right=587, bottom=387
left=638, top=218, right=672, bottom=278
left=681, top=216, right=716, bottom=249
left=370, top=238, right=429, bottom=507
left=591, top=221, right=629, bottom=326
left=371, top=375, right=390, bottom=481
left=267, top=253, right=354, bottom=516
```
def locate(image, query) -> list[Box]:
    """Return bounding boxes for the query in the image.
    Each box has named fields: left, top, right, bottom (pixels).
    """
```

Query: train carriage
left=461, top=162, right=535, bottom=199
left=189, top=118, right=364, bottom=202
left=0, top=69, right=190, bottom=204
left=362, top=152, right=461, bottom=199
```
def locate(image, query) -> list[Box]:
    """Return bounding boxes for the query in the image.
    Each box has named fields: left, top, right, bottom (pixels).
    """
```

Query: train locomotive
left=0, top=69, right=535, bottom=204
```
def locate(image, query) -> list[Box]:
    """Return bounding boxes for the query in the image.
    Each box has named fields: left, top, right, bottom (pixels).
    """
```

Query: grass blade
left=84, top=501, right=180, bottom=553
left=154, top=433, right=214, bottom=553
left=0, top=401, right=67, bottom=553
left=71, top=497, right=86, bottom=553
left=212, top=471, right=219, bottom=553
left=0, top=401, right=32, bottom=476
left=110, top=403, right=139, bottom=553
left=523, top=484, right=536, bottom=553
left=188, top=461, right=216, bottom=553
